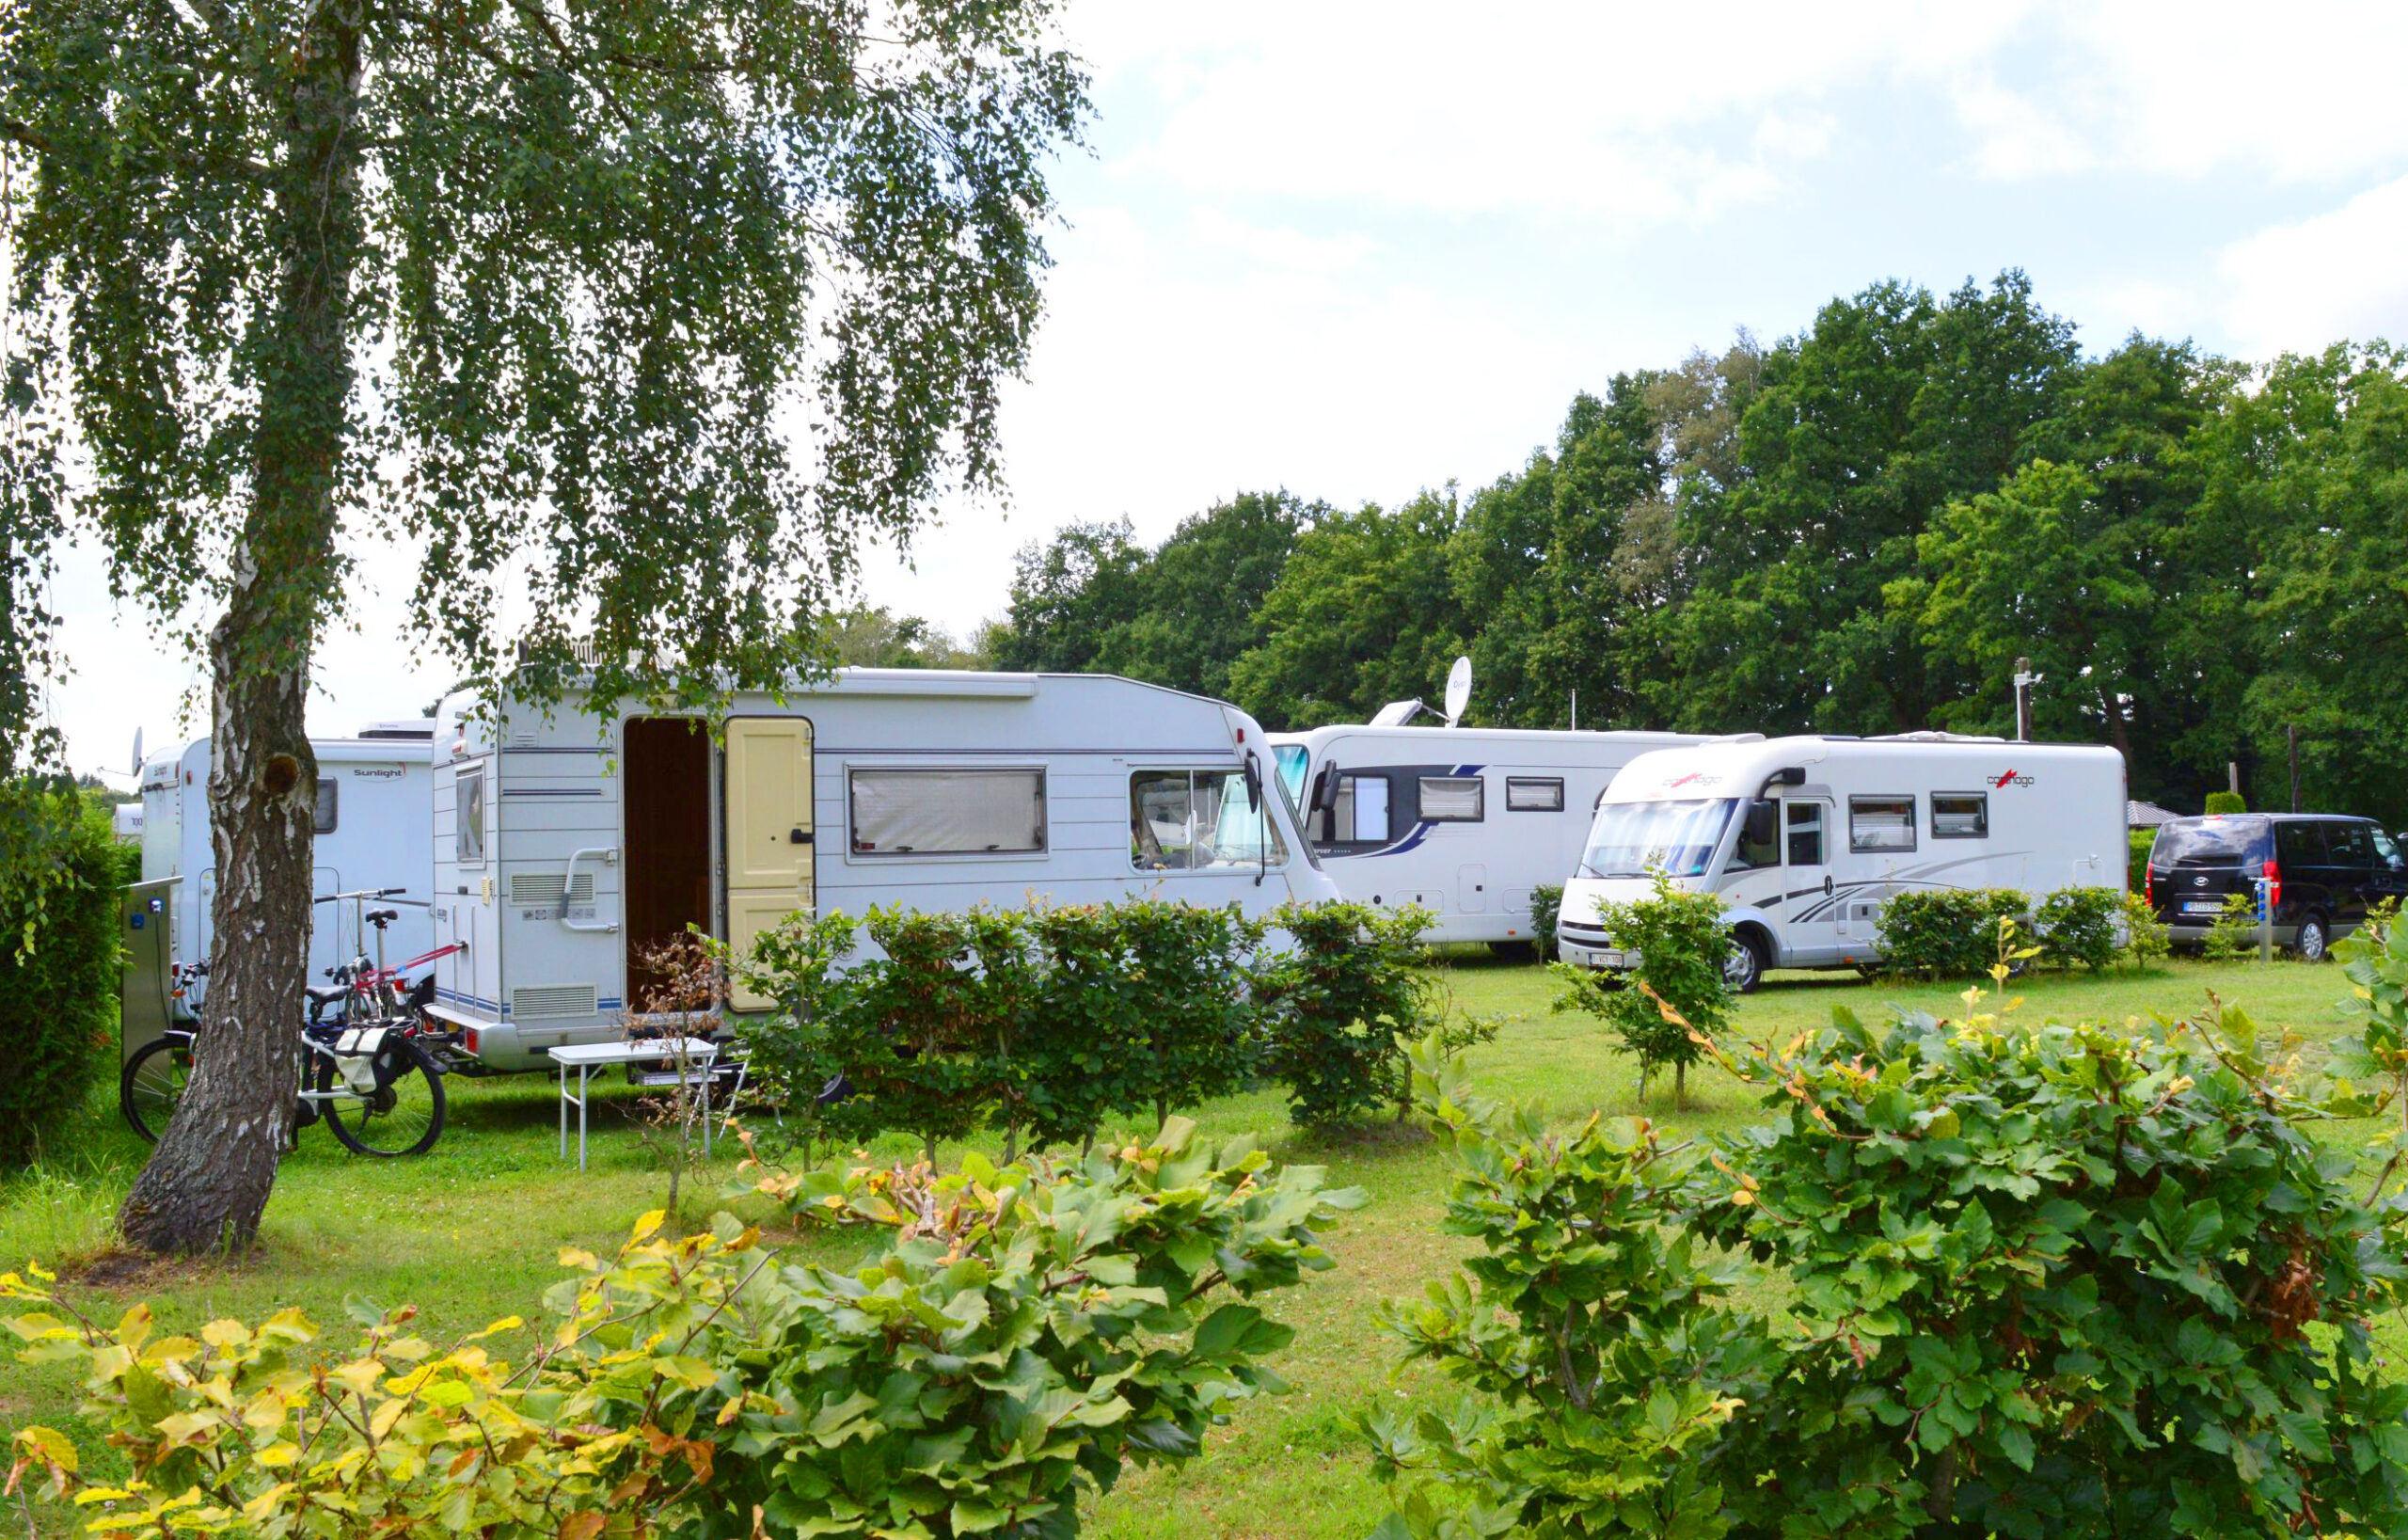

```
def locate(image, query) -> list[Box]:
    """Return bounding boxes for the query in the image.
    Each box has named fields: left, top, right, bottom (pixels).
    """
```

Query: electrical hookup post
left=2013, top=657, right=2036, bottom=742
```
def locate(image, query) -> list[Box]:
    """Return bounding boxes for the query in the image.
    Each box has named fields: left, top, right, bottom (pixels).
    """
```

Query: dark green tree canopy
left=2, top=0, right=1087, bottom=719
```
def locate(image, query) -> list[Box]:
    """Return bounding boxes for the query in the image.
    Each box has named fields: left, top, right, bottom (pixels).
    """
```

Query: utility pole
left=2289, top=724, right=2301, bottom=812
left=2013, top=657, right=2036, bottom=742
left=1569, top=689, right=1577, bottom=731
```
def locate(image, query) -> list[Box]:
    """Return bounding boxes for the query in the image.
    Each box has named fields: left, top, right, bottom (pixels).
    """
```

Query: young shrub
left=1359, top=1042, right=1773, bottom=1540
left=2202, top=889, right=2264, bottom=961
left=625, top=930, right=725, bottom=1214
left=1015, top=902, right=1150, bottom=1150
left=2033, top=884, right=2120, bottom=972
left=1258, top=901, right=1437, bottom=1128
left=0, top=795, right=122, bottom=1167
left=1528, top=881, right=1563, bottom=959
left=722, top=908, right=866, bottom=1162
left=1125, top=900, right=1270, bottom=1124
left=2118, top=890, right=2172, bottom=968
left=2127, top=825, right=2155, bottom=891
left=1548, top=871, right=1731, bottom=1104
left=1873, top=888, right=2030, bottom=978
left=2204, top=789, right=2248, bottom=815
left=823, top=905, right=995, bottom=1165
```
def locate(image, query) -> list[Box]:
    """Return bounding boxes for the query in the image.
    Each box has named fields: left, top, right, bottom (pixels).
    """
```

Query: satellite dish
left=1442, top=656, right=1472, bottom=727
left=131, top=727, right=145, bottom=777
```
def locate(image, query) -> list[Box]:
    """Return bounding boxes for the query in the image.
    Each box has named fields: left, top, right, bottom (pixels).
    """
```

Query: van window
left=1418, top=775, right=1484, bottom=821
left=2376, top=829, right=2404, bottom=869
left=1785, top=802, right=1825, bottom=866
left=455, top=769, right=485, bottom=865
left=314, top=777, right=340, bottom=834
left=2275, top=821, right=2318, bottom=867
left=2153, top=817, right=2270, bottom=866
left=1506, top=776, right=1564, bottom=812
left=849, top=768, right=1046, bottom=856
left=1849, top=796, right=1917, bottom=853
left=1728, top=800, right=1779, bottom=871
left=1931, top=793, right=1987, bottom=839
left=2324, top=822, right=2374, bottom=867
left=1132, top=770, right=1288, bottom=872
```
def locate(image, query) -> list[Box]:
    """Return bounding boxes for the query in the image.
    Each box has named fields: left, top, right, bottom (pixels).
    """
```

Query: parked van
left=1269, top=723, right=1717, bottom=947
left=2143, top=813, right=2408, bottom=960
left=1558, top=733, right=2128, bottom=991
left=138, top=722, right=437, bottom=996
left=426, top=668, right=1334, bottom=1072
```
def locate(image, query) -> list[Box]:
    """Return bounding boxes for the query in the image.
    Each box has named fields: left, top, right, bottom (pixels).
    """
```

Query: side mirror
left=1307, top=763, right=1334, bottom=816
left=1744, top=799, right=1778, bottom=848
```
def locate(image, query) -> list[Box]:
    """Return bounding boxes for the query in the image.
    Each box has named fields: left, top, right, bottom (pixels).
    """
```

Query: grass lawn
left=0, top=956, right=2386, bottom=1537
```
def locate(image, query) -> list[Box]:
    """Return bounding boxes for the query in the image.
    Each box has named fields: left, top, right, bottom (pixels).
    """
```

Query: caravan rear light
left=2262, top=858, right=2282, bottom=910
left=464, top=1024, right=482, bottom=1057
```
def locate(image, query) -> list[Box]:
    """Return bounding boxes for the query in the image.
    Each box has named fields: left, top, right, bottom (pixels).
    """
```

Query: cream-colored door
left=724, top=717, right=814, bottom=1009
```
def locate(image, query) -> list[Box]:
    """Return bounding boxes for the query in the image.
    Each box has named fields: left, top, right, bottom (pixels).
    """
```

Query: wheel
left=2295, top=914, right=2330, bottom=962
left=1724, top=932, right=1767, bottom=994
left=120, top=1035, right=191, bottom=1143
left=318, top=1040, right=445, bottom=1157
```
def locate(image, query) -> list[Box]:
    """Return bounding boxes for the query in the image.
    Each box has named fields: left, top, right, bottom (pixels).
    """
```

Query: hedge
left=1874, top=884, right=2138, bottom=978
left=0, top=793, right=123, bottom=1166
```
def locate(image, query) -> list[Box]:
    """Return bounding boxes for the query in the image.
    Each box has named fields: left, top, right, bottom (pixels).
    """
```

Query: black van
left=2146, top=813, right=2408, bottom=959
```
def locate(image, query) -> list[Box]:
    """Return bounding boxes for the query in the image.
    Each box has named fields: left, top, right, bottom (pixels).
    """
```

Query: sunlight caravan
left=1269, top=723, right=1717, bottom=947
left=137, top=723, right=438, bottom=990
left=1556, top=734, right=2127, bottom=990
left=426, top=669, right=1333, bottom=1072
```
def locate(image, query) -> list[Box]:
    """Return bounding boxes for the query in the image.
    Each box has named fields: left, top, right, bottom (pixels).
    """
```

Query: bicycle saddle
left=366, top=908, right=399, bottom=928
left=305, top=984, right=350, bottom=1008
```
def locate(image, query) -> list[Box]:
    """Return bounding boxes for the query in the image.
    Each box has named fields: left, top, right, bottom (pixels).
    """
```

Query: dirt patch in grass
left=61, top=1246, right=241, bottom=1294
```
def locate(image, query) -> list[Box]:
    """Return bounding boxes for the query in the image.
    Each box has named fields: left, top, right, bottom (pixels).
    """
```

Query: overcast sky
left=52, top=0, right=2408, bottom=777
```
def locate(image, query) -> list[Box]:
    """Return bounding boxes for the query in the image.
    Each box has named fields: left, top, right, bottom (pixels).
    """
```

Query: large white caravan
left=138, top=722, right=438, bottom=991
left=1270, top=723, right=1715, bottom=946
left=426, top=669, right=1334, bottom=1072
left=1557, top=734, right=2127, bottom=990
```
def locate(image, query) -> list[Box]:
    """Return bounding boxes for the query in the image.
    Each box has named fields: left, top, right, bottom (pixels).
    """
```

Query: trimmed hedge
left=1875, top=884, right=2135, bottom=978
left=2205, top=789, right=2247, bottom=815
left=0, top=794, right=122, bottom=1166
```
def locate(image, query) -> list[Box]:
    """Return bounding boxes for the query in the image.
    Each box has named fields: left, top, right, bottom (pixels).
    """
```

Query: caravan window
left=1728, top=800, right=1779, bottom=870
left=1784, top=802, right=1826, bottom=865
left=455, top=768, right=486, bottom=865
left=1418, top=776, right=1484, bottom=821
left=1506, top=777, right=1565, bottom=812
left=1931, top=793, right=1988, bottom=839
left=1849, top=796, right=1917, bottom=853
left=1325, top=773, right=1394, bottom=845
left=1132, top=770, right=1289, bottom=872
left=848, top=768, right=1046, bottom=856
left=314, top=777, right=339, bottom=834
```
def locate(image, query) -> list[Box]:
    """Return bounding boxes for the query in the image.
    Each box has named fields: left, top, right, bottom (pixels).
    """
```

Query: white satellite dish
left=1442, top=656, right=1472, bottom=727
left=131, top=727, right=145, bottom=777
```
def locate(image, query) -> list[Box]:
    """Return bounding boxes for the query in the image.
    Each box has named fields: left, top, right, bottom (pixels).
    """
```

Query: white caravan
left=138, top=722, right=439, bottom=992
left=426, top=669, right=1334, bottom=1072
left=1557, top=734, right=2128, bottom=990
left=1270, top=724, right=1717, bottom=947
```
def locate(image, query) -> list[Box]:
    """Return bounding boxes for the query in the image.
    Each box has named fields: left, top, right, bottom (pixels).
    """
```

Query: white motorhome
left=1269, top=723, right=1717, bottom=947
left=137, top=722, right=439, bottom=992
left=1558, top=734, right=2128, bottom=990
left=426, top=669, right=1334, bottom=1072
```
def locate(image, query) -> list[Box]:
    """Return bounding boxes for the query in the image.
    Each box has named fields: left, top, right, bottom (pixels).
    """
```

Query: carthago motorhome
left=138, top=722, right=438, bottom=994
left=1557, top=734, right=2127, bottom=990
left=1270, top=722, right=1715, bottom=947
left=427, top=669, right=1334, bottom=1072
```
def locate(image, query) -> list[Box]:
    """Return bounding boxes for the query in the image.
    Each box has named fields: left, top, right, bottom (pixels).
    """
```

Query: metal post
left=2013, top=658, right=2035, bottom=741
left=1570, top=690, right=1577, bottom=731
left=2258, top=876, right=2273, bottom=963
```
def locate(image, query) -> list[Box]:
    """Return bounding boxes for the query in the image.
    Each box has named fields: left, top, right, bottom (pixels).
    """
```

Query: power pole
left=2289, top=723, right=2300, bottom=812
left=2013, top=658, right=2035, bottom=742
left=1569, top=689, right=1577, bottom=730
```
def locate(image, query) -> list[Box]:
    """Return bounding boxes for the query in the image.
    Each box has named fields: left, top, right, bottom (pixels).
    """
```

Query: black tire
left=120, top=1035, right=191, bottom=1143
left=318, top=1040, right=445, bottom=1157
left=1725, top=931, right=1767, bottom=995
left=2296, top=914, right=2330, bottom=963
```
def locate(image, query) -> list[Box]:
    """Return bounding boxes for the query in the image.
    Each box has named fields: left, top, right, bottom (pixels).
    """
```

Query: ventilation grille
left=510, top=872, right=596, bottom=906
left=511, top=984, right=600, bottom=1020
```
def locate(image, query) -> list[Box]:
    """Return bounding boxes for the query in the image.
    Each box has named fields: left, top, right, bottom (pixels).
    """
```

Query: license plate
left=2180, top=900, right=2223, bottom=914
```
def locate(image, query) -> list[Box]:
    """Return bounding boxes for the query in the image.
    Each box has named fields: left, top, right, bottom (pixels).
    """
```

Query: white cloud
left=2217, top=173, right=2408, bottom=356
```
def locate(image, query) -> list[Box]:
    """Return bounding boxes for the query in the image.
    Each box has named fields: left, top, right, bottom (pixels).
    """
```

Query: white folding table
left=551, top=1038, right=721, bottom=1169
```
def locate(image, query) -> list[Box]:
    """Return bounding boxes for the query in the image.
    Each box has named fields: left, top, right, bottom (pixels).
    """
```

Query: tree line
left=972, top=272, right=2408, bottom=827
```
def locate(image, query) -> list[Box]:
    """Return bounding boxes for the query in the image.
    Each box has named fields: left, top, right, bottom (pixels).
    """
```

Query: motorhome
left=138, top=722, right=439, bottom=993
left=1270, top=723, right=1715, bottom=947
left=425, top=669, right=1335, bottom=1072
left=1557, top=734, right=2128, bottom=990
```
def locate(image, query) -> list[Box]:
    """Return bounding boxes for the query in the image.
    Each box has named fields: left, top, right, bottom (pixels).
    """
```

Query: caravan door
left=724, top=717, right=815, bottom=1010
left=1778, top=798, right=1846, bottom=964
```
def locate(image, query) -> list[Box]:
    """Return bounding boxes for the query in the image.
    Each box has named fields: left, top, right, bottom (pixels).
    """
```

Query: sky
left=49, top=0, right=2408, bottom=779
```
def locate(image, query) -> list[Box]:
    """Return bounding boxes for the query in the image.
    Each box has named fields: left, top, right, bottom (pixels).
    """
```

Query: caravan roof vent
left=1873, top=730, right=2008, bottom=744
left=356, top=719, right=436, bottom=740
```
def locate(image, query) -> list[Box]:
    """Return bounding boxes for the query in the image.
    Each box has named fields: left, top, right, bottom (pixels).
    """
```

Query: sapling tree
left=1, top=0, right=1086, bottom=1250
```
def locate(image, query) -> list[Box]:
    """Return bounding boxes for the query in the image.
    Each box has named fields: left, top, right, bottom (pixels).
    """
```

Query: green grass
left=0, top=957, right=2384, bottom=1536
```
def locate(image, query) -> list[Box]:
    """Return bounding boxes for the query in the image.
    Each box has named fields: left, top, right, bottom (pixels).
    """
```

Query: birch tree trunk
left=119, top=6, right=363, bottom=1254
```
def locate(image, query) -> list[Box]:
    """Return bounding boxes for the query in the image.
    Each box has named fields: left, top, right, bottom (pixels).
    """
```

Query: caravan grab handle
left=560, top=847, right=621, bottom=934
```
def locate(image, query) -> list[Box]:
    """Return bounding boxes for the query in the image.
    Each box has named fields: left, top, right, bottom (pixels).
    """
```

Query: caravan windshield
left=1201, top=769, right=1290, bottom=869
left=1579, top=798, right=1736, bottom=880
left=1274, top=744, right=1308, bottom=802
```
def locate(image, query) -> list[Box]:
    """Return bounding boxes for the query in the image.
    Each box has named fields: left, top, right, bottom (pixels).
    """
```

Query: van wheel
left=1725, top=932, right=1766, bottom=995
left=2295, top=914, right=2330, bottom=962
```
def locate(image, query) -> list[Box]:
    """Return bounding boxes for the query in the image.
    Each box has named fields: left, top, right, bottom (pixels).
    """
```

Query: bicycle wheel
left=317, top=1041, right=445, bottom=1157
left=120, top=1036, right=191, bottom=1143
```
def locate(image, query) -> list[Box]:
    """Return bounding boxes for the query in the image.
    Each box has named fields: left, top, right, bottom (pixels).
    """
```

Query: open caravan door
left=724, top=717, right=814, bottom=1010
